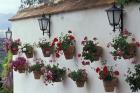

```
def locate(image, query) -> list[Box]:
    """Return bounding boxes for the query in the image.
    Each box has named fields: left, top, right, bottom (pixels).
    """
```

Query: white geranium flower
left=18, top=46, right=22, bottom=49
left=22, top=48, right=26, bottom=51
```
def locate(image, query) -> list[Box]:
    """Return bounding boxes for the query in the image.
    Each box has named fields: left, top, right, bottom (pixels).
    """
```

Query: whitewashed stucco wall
left=11, top=3, right=140, bottom=93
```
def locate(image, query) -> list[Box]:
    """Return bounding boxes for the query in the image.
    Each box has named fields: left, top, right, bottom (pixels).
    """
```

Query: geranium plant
left=38, top=38, right=54, bottom=57
left=10, top=57, right=27, bottom=73
left=80, top=37, right=102, bottom=63
left=29, top=58, right=44, bottom=79
left=108, top=29, right=140, bottom=60
left=3, top=39, right=21, bottom=55
left=43, top=64, right=66, bottom=85
left=96, top=66, right=119, bottom=92
left=68, top=69, right=88, bottom=87
left=21, top=43, right=34, bottom=58
left=55, top=30, right=75, bottom=59
left=117, top=0, right=140, bottom=5
left=126, top=64, right=140, bottom=92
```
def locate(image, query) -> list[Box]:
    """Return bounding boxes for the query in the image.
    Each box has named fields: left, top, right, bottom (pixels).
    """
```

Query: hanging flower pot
left=92, top=46, right=103, bottom=61
left=63, top=45, right=75, bottom=59
left=76, top=80, right=86, bottom=87
left=55, top=30, right=76, bottom=59
left=11, top=48, right=18, bottom=55
left=69, top=69, right=88, bottom=87
left=52, top=77, right=62, bottom=82
left=18, top=63, right=27, bottom=73
left=18, top=68, right=25, bottom=73
left=41, top=48, right=51, bottom=57
left=96, top=66, right=119, bottom=92
left=80, top=37, right=103, bottom=63
left=38, top=38, right=53, bottom=57
left=108, top=29, right=140, bottom=60
left=22, top=43, right=34, bottom=58
left=11, top=57, right=27, bottom=73
left=29, top=60, right=44, bottom=80
left=33, top=71, right=42, bottom=79
left=103, top=78, right=118, bottom=92
left=25, top=52, right=33, bottom=58
left=122, top=43, right=136, bottom=59
left=3, top=39, right=21, bottom=54
left=46, top=64, right=66, bottom=83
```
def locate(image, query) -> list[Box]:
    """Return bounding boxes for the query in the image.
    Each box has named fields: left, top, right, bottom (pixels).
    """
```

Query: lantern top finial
left=106, top=3, right=122, bottom=12
left=7, top=27, right=10, bottom=32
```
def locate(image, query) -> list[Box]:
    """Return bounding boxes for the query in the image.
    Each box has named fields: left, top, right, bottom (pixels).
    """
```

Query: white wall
left=11, top=3, right=140, bottom=93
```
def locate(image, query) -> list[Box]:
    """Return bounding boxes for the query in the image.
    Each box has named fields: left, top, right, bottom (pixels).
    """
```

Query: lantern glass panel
left=107, top=10, right=121, bottom=26
left=106, top=4, right=122, bottom=27
left=38, top=18, right=43, bottom=30
left=38, top=17, right=49, bottom=31
left=114, top=10, right=121, bottom=26
left=6, top=31, right=12, bottom=39
left=107, top=11, right=114, bottom=26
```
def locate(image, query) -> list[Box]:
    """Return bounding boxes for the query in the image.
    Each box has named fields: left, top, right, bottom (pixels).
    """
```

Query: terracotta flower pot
left=33, top=71, right=42, bottom=79
left=25, top=52, right=33, bottom=58
left=123, top=43, right=136, bottom=59
left=52, top=77, right=62, bottom=82
left=41, top=48, right=51, bottom=57
left=18, top=69, right=25, bottom=73
left=18, top=64, right=27, bottom=73
left=103, top=78, right=118, bottom=92
left=63, top=45, right=75, bottom=59
left=92, top=46, right=103, bottom=61
left=11, top=48, right=18, bottom=55
left=76, top=81, right=86, bottom=87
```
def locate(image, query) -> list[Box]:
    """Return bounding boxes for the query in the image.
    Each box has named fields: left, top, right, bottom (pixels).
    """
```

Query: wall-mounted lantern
left=38, top=14, right=51, bottom=37
left=106, top=3, right=124, bottom=33
left=5, top=28, right=12, bottom=40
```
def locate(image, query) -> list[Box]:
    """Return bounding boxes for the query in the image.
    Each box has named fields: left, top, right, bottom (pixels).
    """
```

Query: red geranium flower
left=136, top=42, right=140, bottom=47
left=86, top=61, right=90, bottom=65
left=96, top=67, right=101, bottom=73
left=77, top=53, right=81, bottom=57
left=56, top=47, right=62, bottom=52
left=69, top=35, right=75, bottom=40
left=57, top=42, right=62, bottom=47
left=103, top=66, right=108, bottom=76
left=99, top=76, right=103, bottom=80
left=53, top=38, right=58, bottom=43
left=114, top=71, right=119, bottom=76
left=12, top=48, right=17, bottom=51
left=117, top=51, right=124, bottom=56
left=84, top=36, right=87, bottom=40
left=123, top=29, right=129, bottom=35
left=82, top=61, right=86, bottom=65
left=56, top=53, right=60, bottom=58
left=81, top=41, right=85, bottom=45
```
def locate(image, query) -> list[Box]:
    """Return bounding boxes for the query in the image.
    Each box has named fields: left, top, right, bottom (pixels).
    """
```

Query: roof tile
left=10, top=0, right=114, bottom=21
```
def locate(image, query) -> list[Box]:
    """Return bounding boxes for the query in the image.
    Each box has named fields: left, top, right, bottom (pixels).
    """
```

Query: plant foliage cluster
left=68, top=69, right=87, bottom=82
left=126, top=64, right=140, bottom=92
left=117, top=0, right=140, bottom=5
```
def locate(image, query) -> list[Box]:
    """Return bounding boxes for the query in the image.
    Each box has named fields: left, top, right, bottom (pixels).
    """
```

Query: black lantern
left=106, top=3, right=123, bottom=32
left=38, top=14, right=51, bottom=37
left=6, top=28, right=12, bottom=39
